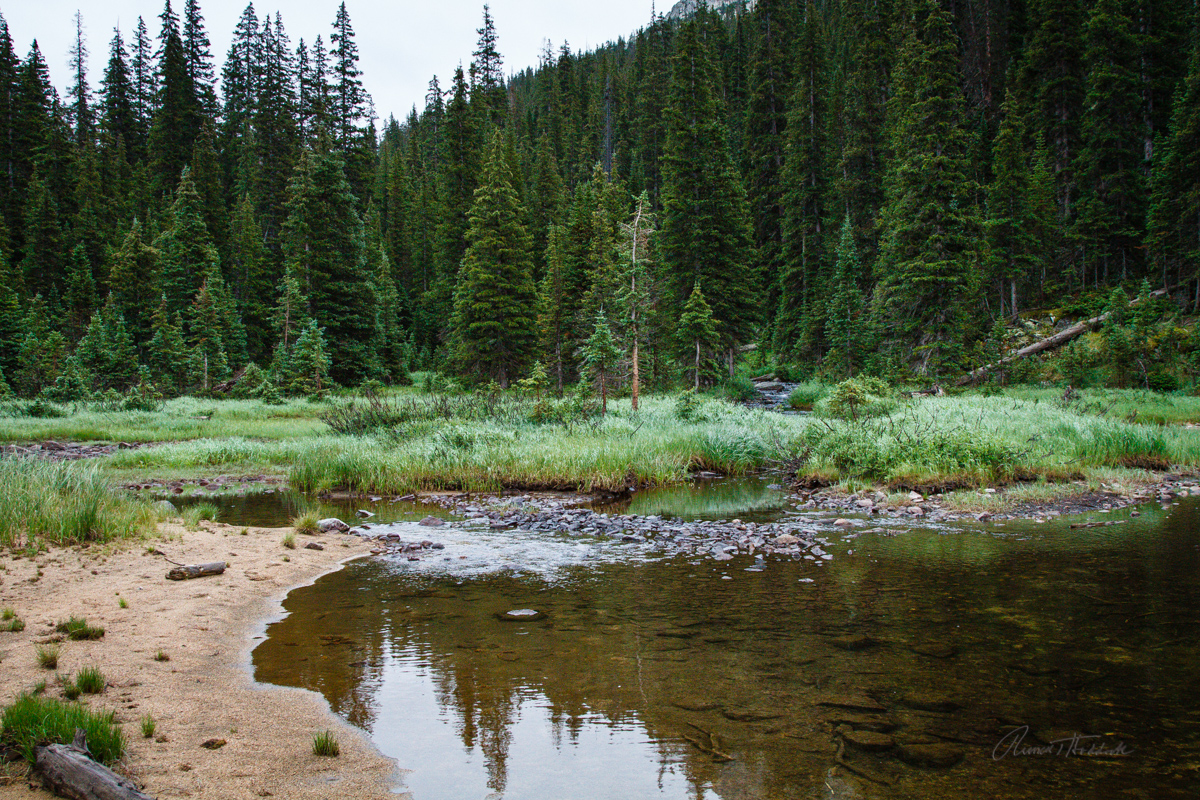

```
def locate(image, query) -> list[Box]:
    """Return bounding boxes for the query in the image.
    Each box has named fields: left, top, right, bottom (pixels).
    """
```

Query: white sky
left=1, top=1, right=662, bottom=121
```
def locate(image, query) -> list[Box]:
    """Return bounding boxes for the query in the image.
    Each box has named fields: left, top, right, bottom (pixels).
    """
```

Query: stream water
left=249, top=489, right=1200, bottom=799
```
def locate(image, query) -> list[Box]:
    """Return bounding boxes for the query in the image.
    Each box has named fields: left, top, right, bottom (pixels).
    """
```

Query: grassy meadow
left=0, top=382, right=1198, bottom=542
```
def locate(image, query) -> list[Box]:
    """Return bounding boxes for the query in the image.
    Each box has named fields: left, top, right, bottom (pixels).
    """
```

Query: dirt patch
left=0, top=523, right=404, bottom=799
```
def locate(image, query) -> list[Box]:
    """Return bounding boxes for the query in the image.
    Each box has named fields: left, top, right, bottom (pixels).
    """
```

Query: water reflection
left=254, top=500, right=1200, bottom=799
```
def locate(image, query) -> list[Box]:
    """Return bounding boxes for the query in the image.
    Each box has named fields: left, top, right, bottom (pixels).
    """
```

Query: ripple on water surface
left=254, top=498, right=1200, bottom=799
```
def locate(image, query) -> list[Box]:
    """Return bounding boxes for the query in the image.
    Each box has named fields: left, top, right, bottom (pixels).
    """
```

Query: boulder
left=419, top=516, right=446, bottom=527
left=317, top=518, right=350, bottom=533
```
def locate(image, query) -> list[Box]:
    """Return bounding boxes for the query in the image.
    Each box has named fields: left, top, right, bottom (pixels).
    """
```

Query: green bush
left=0, top=694, right=126, bottom=765
left=674, top=391, right=706, bottom=422
left=722, top=374, right=759, bottom=403
left=787, top=382, right=829, bottom=410
left=819, top=376, right=897, bottom=420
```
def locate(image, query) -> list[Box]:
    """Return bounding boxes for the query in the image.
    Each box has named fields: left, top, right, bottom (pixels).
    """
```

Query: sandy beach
left=0, top=521, right=405, bottom=799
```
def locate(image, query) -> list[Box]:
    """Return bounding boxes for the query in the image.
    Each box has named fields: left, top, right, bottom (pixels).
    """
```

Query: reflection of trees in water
left=256, top=518, right=1200, bottom=799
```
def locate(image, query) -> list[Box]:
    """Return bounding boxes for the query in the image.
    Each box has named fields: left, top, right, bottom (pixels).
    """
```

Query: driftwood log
left=34, top=730, right=153, bottom=800
left=956, top=287, right=1172, bottom=387
left=165, top=562, right=227, bottom=581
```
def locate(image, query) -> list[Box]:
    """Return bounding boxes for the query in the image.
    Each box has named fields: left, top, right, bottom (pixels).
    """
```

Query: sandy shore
left=0, top=521, right=405, bottom=799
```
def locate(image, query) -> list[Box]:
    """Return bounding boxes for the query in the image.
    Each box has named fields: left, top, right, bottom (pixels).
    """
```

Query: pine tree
left=67, top=11, right=92, bottom=143
left=182, top=0, right=217, bottom=116
left=677, top=282, right=720, bottom=391
left=329, top=2, right=368, bottom=149
left=14, top=296, right=68, bottom=396
left=228, top=194, right=272, bottom=360
left=450, top=130, right=537, bottom=387
left=824, top=216, right=868, bottom=378
left=187, top=279, right=231, bottom=390
left=146, top=298, right=189, bottom=393
left=1075, top=0, right=1145, bottom=285
left=100, top=27, right=136, bottom=150
left=130, top=16, right=157, bottom=154
left=63, top=243, right=96, bottom=342
left=775, top=1, right=827, bottom=360
left=75, top=295, right=139, bottom=391
left=19, top=171, right=64, bottom=299
left=287, top=319, right=331, bottom=395
left=538, top=224, right=571, bottom=393
left=279, top=136, right=376, bottom=384
left=148, top=1, right=201, bottom=191
left=0, top=254, right=22, bottom=379
left=874, top=0, right=983, bottom=374
left=581, top=310, right=622, bottom=414
left=470, top=5, right=505, bottom=127
left=156, top=167, right=220, bottom=317
left=433, top=66, right=480, bottom=330
left=108, top=221, right=160, bottom=350
left=660, top=17, right=758, bottom=364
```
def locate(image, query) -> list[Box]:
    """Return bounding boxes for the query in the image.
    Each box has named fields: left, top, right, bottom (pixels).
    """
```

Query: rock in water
left=318, top=518, right=350, bottom=533
left=419, top=516, right=446, bottom=527
left=496, top=609, right=544, bottom=621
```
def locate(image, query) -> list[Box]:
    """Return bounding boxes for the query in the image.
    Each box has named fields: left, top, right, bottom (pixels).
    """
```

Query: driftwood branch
left=165, top=562, right=227, bottom=581
left=34, top=729, right=153, bottom=800
left=957, top=287, right=1172, bottom=387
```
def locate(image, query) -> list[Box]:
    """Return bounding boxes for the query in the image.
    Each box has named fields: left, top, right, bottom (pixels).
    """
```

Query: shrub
left=820, top=376, right=897, bottom=420
left=674, top=390, right=706, bottom=422
left=722, top=374, right=759, bottom=403
left=788, top=382, right=829, bottom=410
left=74, top=666, right=105, bottom=694
left=0, top=694, right=125, bottom=765
left=312, top=730, right=340, bottom=757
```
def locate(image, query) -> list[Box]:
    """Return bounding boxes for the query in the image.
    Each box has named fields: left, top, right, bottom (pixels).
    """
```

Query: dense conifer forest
left=0, top=0, right=1198, bottom=401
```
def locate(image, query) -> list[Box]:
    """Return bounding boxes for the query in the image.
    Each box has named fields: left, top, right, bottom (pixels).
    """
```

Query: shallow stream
left=250, top=489, right=1200, bottom=799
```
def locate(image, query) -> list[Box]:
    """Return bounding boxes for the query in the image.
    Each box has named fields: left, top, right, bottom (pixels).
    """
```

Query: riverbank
left=0, top=522, right=403, bottom=799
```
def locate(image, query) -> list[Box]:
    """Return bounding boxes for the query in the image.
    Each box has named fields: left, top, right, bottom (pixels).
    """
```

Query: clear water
left=253, top=497, right=1200, bottom=799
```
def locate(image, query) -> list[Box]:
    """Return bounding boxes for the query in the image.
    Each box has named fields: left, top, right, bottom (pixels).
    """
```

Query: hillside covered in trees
left=1, top=0, right=1198, bottom=402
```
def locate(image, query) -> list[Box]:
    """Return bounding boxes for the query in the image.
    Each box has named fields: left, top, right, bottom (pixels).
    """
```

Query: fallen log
left=34, top=730, right=154, bottom=800
left=165, top=562, right=227, bottom=581
left=956, top=287, right=1172, bottom=387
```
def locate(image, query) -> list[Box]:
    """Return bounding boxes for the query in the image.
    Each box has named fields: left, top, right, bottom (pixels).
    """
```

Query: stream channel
left=206, top=481, right=1198, bottom=798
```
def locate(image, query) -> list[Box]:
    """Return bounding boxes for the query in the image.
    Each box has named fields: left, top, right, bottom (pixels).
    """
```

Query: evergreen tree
left=287, top=318, right=331, bottom=395
left=470, top=5, right=505, bottom=126
left=108, top=221, right=160, bottom=350
left=874, top=0, right=983, bottom=374
left=187, top=278, right=230, bottom=390
left=618, top=192, right=658, bottom=410
left=228, top=194, right=272, bottom=360
left=0, top=254, right=22, bottom=379
left=329, top=2, right=368, bottom=149
left=67, top=11, right=92, bottom=143
left=280, top=136, right=376, bottom=384
left=63, top=243, right=96, bottom=341
left=130, top=16, right=157, bottom=152
left=156, top=168, right=220, bottom=317
left=660, top=17, right=758, bottom=363
left=148, top=1, right=201, bottom=191
left=74, top=295, right=139, bottom=391
left=538, top=224, right=571, bottom=393
left=581, top=309, right=622, bottom=414
left=824, top=216, right=868, bottom=378
left=182, top=0, right=217, bottom=115
left=146, top=298, right=189, bottom=393
left=677, top=282, right=720, bottom=391
left=19, top=171, right=64, bottom=298
left=433, top=66, right=480, bottom=330
left=450, top=131, right=537, bottom=387
left=100, top=28, right=137, bottom=149
left=14, top=296, right=68, bottom=396
left=1075, top=0, right=1146, bottom=285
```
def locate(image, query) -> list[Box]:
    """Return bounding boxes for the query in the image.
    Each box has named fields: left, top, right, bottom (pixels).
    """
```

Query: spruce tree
left=660, top=16, right=758, bottom=362
left=329, top=2, right=368, bottom=149
left=279, top=135, right=376, bottom=384
left=677, top=282, right=720, bottom=391
left=287, top=319, right=331, bottom=395
left=64, top=243, right=96, bottom=342
left=67, top=11, right=92, bottom=143
left=130, top=16, right=157, bottom=155
left=433, top=66, right=480, bottom=330
left=538, top=224, right=571, bottom=393
left=148, top=1, right=201, bottom=192
left=874, top=0, right=983, bottom=374
left=581, top=310, right=622, bottom=414
left=75, top=295, right=139, bottom=392
left=0, top=255, right=22, bottom=379
left=824, top=216, right=868, bottom=379
left=156, top=168, right=220, bottom=317
left=108, top=221, right=161, bottom=350
left=470, top=5, right=505, bottom=127
left=14, top=296, right=68, bottom=396
left=450, top=130, right=537, bottom=387
left=187, top=279, right=230, bottom=390
left=146, top=298, right=189, bottom=393
left=100, top=28, right=136, bottom=154
left=19, top=172, right=64, bottom=299
left=618, top=192, right=658, bottom=411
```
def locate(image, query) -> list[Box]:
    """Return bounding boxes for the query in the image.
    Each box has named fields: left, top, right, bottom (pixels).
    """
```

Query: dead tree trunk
left=35, top=730, right=154, bottom=800
left=957, top=287, right=1172, bottom=387
left=165, top=562, right=227, bottom=581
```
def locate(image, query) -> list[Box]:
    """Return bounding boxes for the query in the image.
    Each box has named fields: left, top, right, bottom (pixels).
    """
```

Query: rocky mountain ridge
left=665, top=0, right=756, bottom=22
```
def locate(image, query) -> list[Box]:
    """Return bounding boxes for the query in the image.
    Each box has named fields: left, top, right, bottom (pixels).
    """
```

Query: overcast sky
left=2, top=0, right=662, bottom=120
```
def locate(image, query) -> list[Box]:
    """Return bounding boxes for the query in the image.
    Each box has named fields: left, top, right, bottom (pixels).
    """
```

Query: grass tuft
left=154, top=650, right=170, bottom=662
left=281, top=531, right=297, bottom=549
left=118, top=596, right=128, bottom=609
left=36, top=644, right=60, bottom=669
left=2, top=616, right=24, bottom=632
left=56, top=617, right=105, bottom=641
left=0, top=693, right=125, bottom=765
left=74, top=666, right=105, bottom=694
left=291, top=510, right=321, bottom=536
left=311, top=729, right=340, bottom=757
left=140, top=715, right=157, bottom=739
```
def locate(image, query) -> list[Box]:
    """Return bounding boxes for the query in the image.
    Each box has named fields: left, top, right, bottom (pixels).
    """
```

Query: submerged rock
left=896, top=742, right=964, bottom=768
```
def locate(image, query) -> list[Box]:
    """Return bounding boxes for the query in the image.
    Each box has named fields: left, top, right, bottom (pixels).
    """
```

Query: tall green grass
left=0, top=459, right=155, bottom=548
left=0, top=694, right=125, bottom=765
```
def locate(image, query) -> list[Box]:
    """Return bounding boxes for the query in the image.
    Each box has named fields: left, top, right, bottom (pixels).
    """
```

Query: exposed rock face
left=665, top=0, right=756, bottom=22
